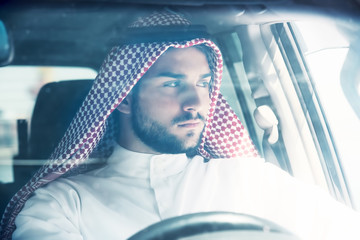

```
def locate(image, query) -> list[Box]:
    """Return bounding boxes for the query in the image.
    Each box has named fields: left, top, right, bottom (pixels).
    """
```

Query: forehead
left=143, top=46, right=211, bottom=77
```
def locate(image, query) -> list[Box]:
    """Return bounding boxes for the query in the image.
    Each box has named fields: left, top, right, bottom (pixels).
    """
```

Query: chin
left=183, top=135, right=202, bottom=149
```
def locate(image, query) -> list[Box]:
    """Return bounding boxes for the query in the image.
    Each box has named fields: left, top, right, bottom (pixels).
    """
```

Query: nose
left=181, top=85, right=202, bottom=112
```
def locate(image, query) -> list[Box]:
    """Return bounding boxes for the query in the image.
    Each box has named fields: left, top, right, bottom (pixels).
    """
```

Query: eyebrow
left=201, top=73, right=212, bottom=79
left=155, top=72, right=212, bottom=79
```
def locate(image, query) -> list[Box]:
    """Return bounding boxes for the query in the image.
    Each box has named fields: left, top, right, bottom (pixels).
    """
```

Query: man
left=117, top=46, right=212, bottom=154
left=1, top=11, right=359, bottom=240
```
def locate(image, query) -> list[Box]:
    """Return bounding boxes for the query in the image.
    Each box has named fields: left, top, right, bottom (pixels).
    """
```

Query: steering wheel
left=127, top=212, right=300, bottom=240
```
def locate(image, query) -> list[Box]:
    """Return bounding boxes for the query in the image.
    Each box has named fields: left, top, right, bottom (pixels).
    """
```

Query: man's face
left=130, top=46, right=212, bottom=154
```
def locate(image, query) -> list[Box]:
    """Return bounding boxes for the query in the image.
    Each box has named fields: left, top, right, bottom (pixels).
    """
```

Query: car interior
left=0, top=0, right=359, bottom=232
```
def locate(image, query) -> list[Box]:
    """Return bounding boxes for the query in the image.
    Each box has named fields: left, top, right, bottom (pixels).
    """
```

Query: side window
left=261, top=21, right=356, bottom=208
left=293, top=21, right=360, bottom=210
left=235, top=20, right=357, bottom=209
left=0, top=66, right=97, bottom=183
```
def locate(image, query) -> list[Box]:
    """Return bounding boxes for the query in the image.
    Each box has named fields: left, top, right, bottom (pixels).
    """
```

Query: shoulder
left=205, top=156, right=268, bottom=174
left=27, top=169, right=97, bottom=204
left=198, top=156, right=301, bottom=189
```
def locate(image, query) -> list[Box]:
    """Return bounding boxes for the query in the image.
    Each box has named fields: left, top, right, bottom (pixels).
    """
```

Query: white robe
left=13, top=144, right=360, bottom=240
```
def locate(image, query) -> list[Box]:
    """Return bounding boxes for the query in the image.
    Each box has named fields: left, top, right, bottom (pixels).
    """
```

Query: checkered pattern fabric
left=129, top=10, right=191, bottom=28
left=0, top=10, right=259, bottom=239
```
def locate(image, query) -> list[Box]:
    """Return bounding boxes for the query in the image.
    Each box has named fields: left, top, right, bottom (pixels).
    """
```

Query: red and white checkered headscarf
left=0, top=11, right=259, bottom=239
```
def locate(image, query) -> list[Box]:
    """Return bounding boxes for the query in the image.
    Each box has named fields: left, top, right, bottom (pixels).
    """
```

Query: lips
left=177, top=120, right=202, bottom=128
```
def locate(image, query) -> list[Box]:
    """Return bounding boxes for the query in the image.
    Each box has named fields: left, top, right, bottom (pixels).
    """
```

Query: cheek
left=139, top=92, right=181, bottom=115
left=199, top=91, right=211, bottom=108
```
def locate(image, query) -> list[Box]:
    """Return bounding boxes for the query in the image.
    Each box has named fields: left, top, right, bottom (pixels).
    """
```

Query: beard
left=131, top=99, right=205, bottom=154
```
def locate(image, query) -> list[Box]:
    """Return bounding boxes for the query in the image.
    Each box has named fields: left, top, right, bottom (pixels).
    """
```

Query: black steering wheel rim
left=127, top=211, right=298, bottom=240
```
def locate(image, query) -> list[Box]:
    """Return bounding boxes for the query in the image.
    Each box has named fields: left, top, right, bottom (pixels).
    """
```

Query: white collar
left=104, top=144, right=195, bottom=178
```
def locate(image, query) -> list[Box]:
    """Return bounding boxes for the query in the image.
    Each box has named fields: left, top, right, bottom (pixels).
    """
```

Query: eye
left=197, top=79, right=210, bottom=88
left=163, top=81, right=180, bottom=88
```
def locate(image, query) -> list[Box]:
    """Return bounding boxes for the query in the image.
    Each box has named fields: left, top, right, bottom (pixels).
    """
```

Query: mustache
left=171, top=112, right=206, bottom=125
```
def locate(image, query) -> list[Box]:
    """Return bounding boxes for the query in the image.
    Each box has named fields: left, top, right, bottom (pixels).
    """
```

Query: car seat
left=26, top=80, right=94, bottom=159
left=0, top=79, right=94, bottom=218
